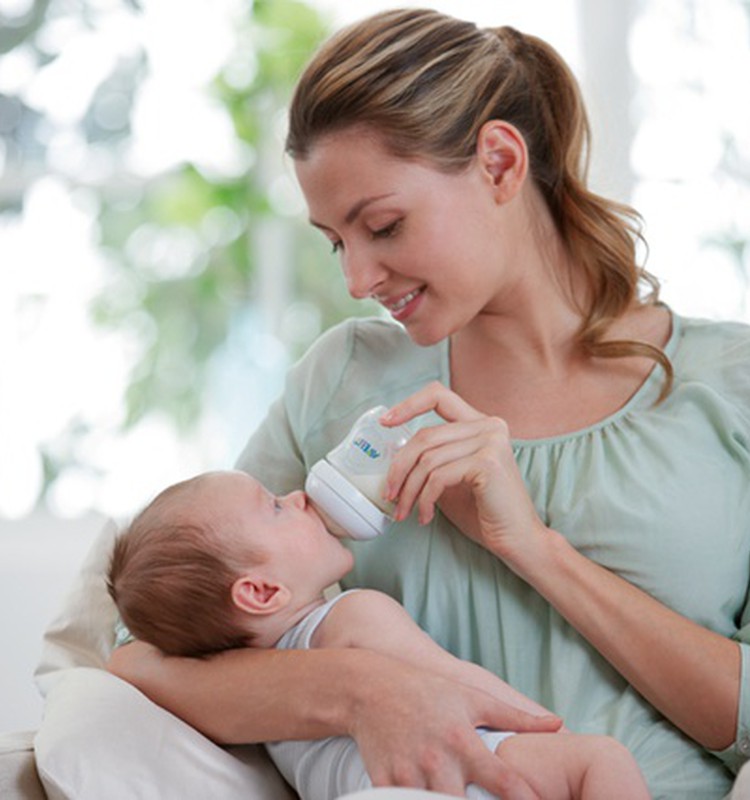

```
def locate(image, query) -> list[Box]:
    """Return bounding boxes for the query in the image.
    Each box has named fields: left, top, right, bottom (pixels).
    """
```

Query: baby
left=107, top=470, right=651, bottom=800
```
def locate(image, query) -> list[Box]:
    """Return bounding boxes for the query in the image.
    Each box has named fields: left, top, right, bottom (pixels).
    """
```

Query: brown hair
left=287, top=8, right=672, bottom=394
left=107, top=477, right=261, bottom=657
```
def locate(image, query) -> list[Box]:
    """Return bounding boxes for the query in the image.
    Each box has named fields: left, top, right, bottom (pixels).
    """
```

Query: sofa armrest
left=0, top=731, right=46, bottom=800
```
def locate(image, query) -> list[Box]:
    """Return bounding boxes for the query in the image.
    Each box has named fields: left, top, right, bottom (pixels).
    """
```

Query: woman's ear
left=231, top=575, right=291, bottom=616
left=476, top=119, right=528, bottom=204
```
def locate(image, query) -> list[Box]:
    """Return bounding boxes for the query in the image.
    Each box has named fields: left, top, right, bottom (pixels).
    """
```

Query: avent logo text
left=352, top=438, right=380, bottom=459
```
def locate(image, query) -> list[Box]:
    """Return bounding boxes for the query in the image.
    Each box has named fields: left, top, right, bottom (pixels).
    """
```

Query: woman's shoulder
left=292, top=316, right=444, bottom=382
left=673, top=313, right=750, bottom=405
left=676, top=314, right=750, bottom=367
left=284, top=316, right=447, bottom=445
left=302, top=315, right=423, bottom=360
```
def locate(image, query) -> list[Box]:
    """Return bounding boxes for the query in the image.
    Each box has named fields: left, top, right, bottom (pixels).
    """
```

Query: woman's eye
left=330, top=240, right=343, bottom=254
left=372, top=220, right=400, bottom=240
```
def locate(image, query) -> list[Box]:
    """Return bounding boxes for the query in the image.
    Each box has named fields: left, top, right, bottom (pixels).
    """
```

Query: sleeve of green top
left=234, top=319, right=356, bottom=491
left=710, top=642, right=750, bottom=773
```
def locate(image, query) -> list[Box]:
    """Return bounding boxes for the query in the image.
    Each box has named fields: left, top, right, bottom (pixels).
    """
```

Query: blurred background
left=1, top=0, right=749, bottom=730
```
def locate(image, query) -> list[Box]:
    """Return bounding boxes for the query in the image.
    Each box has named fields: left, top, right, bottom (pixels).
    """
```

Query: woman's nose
left=341, top=248, right=387, bottom=300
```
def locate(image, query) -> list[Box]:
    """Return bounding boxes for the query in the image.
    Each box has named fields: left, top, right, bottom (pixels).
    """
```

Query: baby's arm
left=316, top=590, right=558, bottom=722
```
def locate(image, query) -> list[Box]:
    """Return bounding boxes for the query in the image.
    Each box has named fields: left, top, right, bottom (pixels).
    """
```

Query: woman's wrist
left=344, top=649, right=405, bottom=738
left=493, top=520, right=570, bottom=588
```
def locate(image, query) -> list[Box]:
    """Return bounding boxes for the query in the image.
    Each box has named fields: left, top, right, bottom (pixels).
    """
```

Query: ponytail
left=493, top=27, right=672, bottom=394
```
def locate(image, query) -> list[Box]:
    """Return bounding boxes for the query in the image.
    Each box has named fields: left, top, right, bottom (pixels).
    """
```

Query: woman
left=109, top=9, right=750, bottom=798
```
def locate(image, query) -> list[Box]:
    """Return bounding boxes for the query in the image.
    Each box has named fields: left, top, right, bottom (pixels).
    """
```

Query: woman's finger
left=387, top=418, right=511, bottom=522
left=394, top=455, right=480, bottom=525
left=381, top=381, right=485, bottom=426
left=386, top=418, right=499, bottom=494
left=388, top=424, right=489, bottom=511
left=469, top=752, right=541, bottom=800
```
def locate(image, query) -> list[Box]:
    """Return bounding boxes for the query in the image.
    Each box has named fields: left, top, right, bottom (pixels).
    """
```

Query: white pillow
left=34, top=521, right=297, bottom=800
left=35, top=668, right=297, bottom=800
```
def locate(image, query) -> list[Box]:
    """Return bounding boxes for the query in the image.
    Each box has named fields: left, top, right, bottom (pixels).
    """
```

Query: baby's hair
left=287, top=8, right=672, bottom=397
left=107, top=476, right=261, bottom=657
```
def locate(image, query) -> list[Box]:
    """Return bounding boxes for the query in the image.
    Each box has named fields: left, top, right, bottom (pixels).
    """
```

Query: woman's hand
left=350, top=654, right=556, bottom=798
left=382, top=381, right=546, bottom=567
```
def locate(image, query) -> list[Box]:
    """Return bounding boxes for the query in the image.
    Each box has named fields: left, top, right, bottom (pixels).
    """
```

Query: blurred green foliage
left=1, top=0, right=376, bottom=445
left=90, top=0, right=374, bottom=432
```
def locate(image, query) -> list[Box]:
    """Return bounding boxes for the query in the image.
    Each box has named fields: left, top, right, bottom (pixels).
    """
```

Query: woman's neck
left=459, top=224, right=587, bottom=375
left=447, top=187, right=671, bottom=436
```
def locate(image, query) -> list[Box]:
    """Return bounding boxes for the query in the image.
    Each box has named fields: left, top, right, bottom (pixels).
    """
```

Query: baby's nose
left=285, top=490, right=307, bottom=509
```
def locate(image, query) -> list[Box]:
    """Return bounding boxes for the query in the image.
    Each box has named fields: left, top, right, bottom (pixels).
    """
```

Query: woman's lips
left=380, top=286, right=425, bottom=321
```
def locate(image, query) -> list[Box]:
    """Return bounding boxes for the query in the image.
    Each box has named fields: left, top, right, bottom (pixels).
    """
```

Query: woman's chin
left=402, top=322, right=449, bottom=348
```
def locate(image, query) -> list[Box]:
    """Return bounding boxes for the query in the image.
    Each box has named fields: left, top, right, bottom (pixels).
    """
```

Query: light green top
left=236, top=309, right=750, bottom=799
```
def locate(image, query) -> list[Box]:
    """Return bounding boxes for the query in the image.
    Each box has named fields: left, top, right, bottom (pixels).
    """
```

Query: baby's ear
left=231, top=575, right=291, bottom=616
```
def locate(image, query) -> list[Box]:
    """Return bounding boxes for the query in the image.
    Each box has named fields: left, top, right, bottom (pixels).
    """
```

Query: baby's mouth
left=308, top=498, right=350, bottom=539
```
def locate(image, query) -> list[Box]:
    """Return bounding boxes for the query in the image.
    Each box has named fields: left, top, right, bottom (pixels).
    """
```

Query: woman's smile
left=375, top=286, right=426, bottom=320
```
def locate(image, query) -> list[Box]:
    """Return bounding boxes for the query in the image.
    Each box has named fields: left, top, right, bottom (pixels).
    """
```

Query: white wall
left=0, top=511, right=105, bottom=731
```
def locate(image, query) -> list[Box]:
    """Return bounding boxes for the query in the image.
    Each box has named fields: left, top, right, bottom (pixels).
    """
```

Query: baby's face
left=195, top=471, right=354, bottom=592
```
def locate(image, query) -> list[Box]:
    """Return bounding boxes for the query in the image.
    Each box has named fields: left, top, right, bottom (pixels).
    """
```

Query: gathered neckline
left=440, top=307, right=682, bottom=448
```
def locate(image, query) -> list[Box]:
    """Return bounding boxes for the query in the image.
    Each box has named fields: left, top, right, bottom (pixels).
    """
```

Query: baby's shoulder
left=314, top=589, right=408, bottom=649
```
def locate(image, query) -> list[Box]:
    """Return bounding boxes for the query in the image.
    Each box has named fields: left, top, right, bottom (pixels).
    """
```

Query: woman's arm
left=108, top=642, right=361, bottom=745
left=319, top=588, right=561, bottom=722
left=383, top=383, right=741, bottom=751
left=520, top=530, right=740, bottom=750
left=108, top=639, right=553, bottom=798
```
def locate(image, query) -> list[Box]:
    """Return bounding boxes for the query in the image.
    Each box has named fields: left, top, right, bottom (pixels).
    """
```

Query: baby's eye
left=273, top=498, right=282, bottom=512
left=371, top=220, right=400, bottom=240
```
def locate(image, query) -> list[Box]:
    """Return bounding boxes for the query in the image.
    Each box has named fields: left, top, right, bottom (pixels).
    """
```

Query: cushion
left=732, top=762, right=750, bottom=800
left=35, top=667, right=296, bottom=800
left=33, top=522, right=296, bottom=800
left=0, top=731, right=45, bottom=800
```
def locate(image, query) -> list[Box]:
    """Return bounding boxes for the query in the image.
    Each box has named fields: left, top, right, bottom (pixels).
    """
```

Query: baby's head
left=107, top=470, right=354, bottom=657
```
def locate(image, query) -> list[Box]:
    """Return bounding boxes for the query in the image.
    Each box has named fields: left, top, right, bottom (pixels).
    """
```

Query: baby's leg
left=490, top=732, right=650, bottom=800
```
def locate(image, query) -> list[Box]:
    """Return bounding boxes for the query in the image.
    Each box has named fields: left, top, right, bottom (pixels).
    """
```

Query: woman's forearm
left=511, top=527, right=741, bottom=751
left=108, top=636, right=558, bottom=798
left=108, top=642, right=372, bottom=744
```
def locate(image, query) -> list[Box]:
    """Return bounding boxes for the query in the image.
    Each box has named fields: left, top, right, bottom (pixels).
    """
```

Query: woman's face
left=294, top=127, right=517, bottom=346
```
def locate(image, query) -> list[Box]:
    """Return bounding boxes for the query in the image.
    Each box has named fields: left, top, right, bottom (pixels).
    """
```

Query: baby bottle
left=305, top=406, right=413, bottom=540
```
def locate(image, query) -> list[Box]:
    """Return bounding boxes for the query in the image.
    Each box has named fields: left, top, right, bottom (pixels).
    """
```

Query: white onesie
left=266, top=590, right=513, bottom=800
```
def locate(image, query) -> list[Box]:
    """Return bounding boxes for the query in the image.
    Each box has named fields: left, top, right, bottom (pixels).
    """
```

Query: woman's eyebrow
left=310, top=193, right=395, bottom=229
